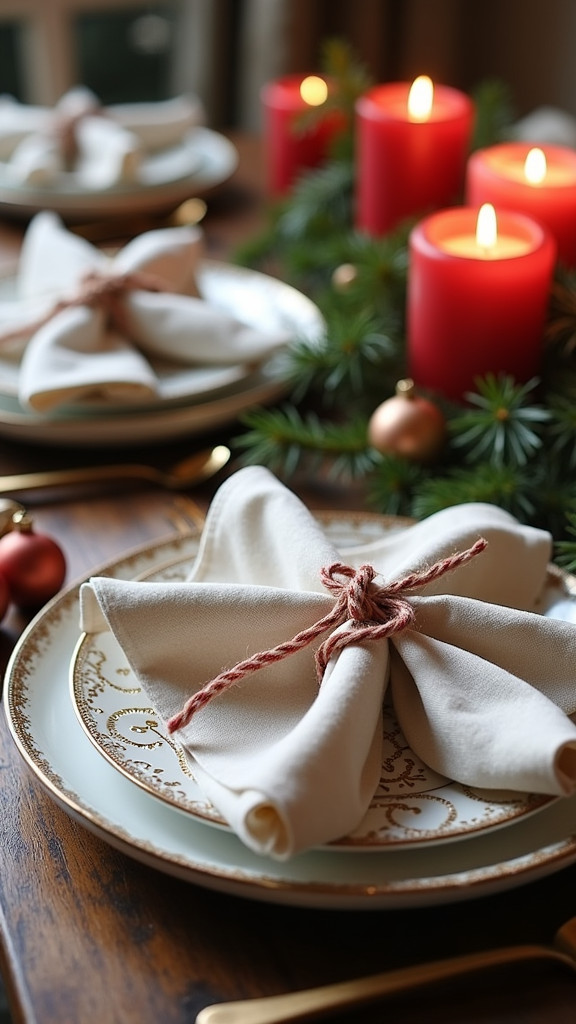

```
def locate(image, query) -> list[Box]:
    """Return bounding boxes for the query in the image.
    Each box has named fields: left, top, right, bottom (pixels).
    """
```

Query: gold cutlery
left=0, top=444, right=230, bottom=497
left=195, top=915, right=576, bottom=1023
left=72, top=197, right=208, bottom=243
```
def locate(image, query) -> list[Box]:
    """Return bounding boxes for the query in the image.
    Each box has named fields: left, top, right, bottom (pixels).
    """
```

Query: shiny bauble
left=0, top=572, right=10, bottom=622
left=0, top=511, right=66, bottom=610
left=331, top=263, right=358, bottom=292
left=368, top=379, right=446, bottom=462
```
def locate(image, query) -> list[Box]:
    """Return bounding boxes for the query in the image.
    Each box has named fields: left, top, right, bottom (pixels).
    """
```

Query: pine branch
left=410, top=462, right=536, bottom=523
left=230, top=60, right=576, bottom=543
left=284, top=305, right=402, bottom=407
left=554, top=511, right=576, bottom=571
left=235, top=405, right=378, bottom=479
left=470, top=78, right=516, bottom=150
left=368, top=455, right=426, bottom=517
left=449, top=374, right=549, bottom=467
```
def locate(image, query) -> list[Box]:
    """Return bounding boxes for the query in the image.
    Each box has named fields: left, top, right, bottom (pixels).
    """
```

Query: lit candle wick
left=299, top=76, right=328, bottom=106
left=408, top=75, right=434, bottom=121
left=524, top=147, right=547, bottom=185
left=476, top=202, right=497, bottom=252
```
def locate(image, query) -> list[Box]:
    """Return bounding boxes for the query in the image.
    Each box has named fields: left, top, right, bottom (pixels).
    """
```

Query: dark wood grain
left=0, top=135, right=575, bottom=1024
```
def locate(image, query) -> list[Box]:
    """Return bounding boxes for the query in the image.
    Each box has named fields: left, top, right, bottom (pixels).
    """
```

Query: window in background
left=75, top=4, right=180, bottom=103
left=0, top=0, right=185, bottom=106
left=0, top=18, right=25, bottom=99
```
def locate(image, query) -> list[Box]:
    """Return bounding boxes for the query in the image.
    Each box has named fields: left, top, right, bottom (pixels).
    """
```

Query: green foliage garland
left=233, top=41, right=576, bottom=566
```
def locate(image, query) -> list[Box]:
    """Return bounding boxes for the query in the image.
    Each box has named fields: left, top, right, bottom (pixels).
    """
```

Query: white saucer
left=0, top=259, right=324, bottom=445
left=71, top=511, right=559, bottom=851
left=0, top=128, right=238, bottom=218
left=6, top=521, right=576, bottom=910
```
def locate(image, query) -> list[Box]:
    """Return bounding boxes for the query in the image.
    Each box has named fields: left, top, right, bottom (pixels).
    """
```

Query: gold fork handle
left=0, top=464, right=154, bottom=494
left=195, top=945, right=570, bottom=1024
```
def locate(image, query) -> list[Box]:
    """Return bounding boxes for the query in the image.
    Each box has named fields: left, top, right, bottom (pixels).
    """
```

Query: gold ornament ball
left=332, top=263, right=358, bottom=291
left=368, top=379, right=446, bottom=462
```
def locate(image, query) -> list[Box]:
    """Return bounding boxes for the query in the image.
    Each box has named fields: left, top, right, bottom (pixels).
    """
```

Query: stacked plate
left=0, top=126, right=238, bottom=219
left=0, top=258, right=324, bottom=446
left=5, top=511, right=576, bottom=910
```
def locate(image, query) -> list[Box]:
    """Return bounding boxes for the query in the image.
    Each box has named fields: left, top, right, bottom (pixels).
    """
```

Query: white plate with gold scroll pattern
left=5, top=514, right=576, bottom=910
left=70, top=511, right=567, bottom=852
left=0, top=128, right=238, bottom=218
left=0, top=258, right=324, bottom=446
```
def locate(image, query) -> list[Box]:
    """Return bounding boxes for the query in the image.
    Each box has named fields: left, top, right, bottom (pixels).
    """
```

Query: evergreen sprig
left=236, top=405, right=379, bottom=478
left=410, top=461, right=537, bottom=522
left=554, top=511, right=576, bottom=572
left=449, top=374, right=550, bottom=467
left=283, top=305, right=401, bottom=407
left=233, top=47, right=576, bottom=547
left=469, top=78, right=517, bottom=150
left=293, top=38, right=374, bottom=164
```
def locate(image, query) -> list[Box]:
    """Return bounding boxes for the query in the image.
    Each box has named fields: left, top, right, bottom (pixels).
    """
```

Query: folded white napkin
left=80, top=467, right=576, bottom=860
left=0, top=88, right=204, bottom=187
left=0, top=212, right=291, bottom=412
left=107, top=94, right=205, bottom=151
left=512, top=105, right=576, bottom=147
left=0, top=94, right=47, bottom=161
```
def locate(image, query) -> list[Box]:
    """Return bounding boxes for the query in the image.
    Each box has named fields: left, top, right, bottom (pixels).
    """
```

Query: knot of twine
left=0, top=268, right=174, bottom=346
left=50, top=104, right=104, bottom=168
left=167, top=535, right=488, bottom=734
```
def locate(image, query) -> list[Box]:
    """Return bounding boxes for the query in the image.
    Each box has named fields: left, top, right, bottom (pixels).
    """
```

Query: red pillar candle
left=466, top=142, right=576, bottom=268
left=261, top=74, right=343, bottom=196
left=407, top=204, right=556, bottom=401
left=355, top=76, right=474, bottom=236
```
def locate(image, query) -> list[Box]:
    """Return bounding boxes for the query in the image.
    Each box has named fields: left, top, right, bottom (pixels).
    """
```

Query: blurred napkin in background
left=0, top=212, right=291, bottom=412
left=80, top=467, right=576, bottom=860
left=0, top=87, right=204, bottom=187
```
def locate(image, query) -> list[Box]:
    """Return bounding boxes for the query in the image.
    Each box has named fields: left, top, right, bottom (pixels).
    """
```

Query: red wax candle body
left=466, top=142, right=576, bottom=268
left=355, top=82, right=474, bottom=236
left=407, top=207, right=556, bottom=401
left=261, top=74, right=344, bottom=196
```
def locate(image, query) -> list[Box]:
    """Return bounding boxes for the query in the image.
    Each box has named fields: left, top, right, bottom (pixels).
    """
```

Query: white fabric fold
left=79, top=467, right=576, bottom=860
left=74, top=116, right=142, bottom=189
left=0, top=88, right=204, bottom=186
left=2, top=212, right=291, bottom=412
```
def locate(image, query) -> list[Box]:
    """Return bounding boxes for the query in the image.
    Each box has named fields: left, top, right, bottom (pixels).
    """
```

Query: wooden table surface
left=0, top=135, right=575, bottom=1024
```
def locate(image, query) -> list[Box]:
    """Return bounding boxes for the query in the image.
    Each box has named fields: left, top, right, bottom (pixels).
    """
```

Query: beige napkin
left=106, top=94, right=204, bottom=151
left=0, top=88, right=204, bottom=187
left=80, top=467, right=576, bottom=860
left=0, top=94, right=47, bottom=161
left=0, top=212, right=290, bottom=412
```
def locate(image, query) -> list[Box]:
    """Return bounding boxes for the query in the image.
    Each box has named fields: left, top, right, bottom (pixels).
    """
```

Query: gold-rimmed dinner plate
left=0, top=259, right=324, bottom=445
left=5, top=512, right=576, bottom=909
left=70, top=511, right=558, bottom=852
left=0, top=127, right=238, bottom=218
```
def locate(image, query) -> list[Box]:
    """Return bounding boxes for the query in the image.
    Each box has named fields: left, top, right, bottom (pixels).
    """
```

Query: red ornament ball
left=0, top=512, right=66, bottom=610
left=0, top=572, right=10, bottom=622
left=368, top=379, right=446, bottom=462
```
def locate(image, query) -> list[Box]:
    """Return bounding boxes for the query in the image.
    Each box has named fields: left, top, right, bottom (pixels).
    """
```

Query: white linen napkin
left=107, top=94, right=204, bottom=151
left=80, top=467, right=576, bottom=860
left=0, top=94, right=47, bottom=161
left=0, top=212, right=291, bottom=412
left=0, top=88, right=203, bottom=187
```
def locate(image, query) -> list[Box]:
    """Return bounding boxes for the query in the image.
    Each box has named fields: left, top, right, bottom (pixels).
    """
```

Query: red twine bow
left=50, top=102, right=104, bottom=168
left=0, top=268, right=175, bottom=345
left=167, top=535, right=488, bottom=734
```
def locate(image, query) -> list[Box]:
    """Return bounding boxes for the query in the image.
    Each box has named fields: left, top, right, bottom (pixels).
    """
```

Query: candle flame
left=524, top=147, right=547, bottom=184
left=408, top=75, right=434, bottom=120
left=476, top=203, right=497, bottom=249
left=299, top=76, right=328, bottom=106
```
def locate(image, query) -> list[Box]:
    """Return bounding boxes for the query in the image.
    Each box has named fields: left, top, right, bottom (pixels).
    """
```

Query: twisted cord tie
left=49, top=103, right=105, bottom=168
left=167, top=535, right=488, bottom=734
left=0, top=268, right=175, bottom=345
